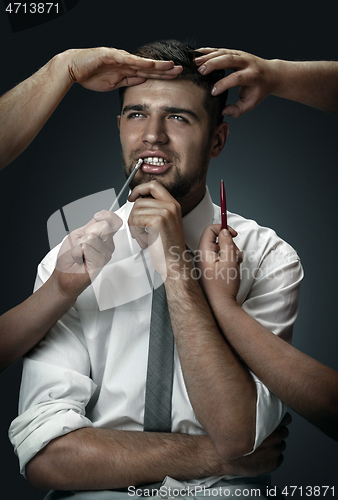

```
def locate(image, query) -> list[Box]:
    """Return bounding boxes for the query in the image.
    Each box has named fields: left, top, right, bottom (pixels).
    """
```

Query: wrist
left=165, top=251, right=195, bottom=282
left=49, top=270, right=79, bottom=305
left=51, top=50, right=77, bottom=89
left=263, top=58, right=286, bottom=97
left=207, top=291, right=241, bottom=316
left=269, top=58, right=298, bottom=98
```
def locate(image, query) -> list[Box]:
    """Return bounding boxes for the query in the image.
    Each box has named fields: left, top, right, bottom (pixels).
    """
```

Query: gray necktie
left=144, top=274, right=174, bottom=432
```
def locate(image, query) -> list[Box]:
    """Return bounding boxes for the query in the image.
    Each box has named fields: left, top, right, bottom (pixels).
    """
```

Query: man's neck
left=179, top=186, right=206, bottom=217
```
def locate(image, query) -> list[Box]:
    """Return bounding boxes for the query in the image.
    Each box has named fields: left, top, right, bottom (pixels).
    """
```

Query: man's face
left=118, top=79, right=227, bottom=210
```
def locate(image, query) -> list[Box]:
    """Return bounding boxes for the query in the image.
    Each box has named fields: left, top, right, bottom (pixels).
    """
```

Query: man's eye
left=170, top=115, right=188, bottom=123
left=128, top=112, right=145, bottom=119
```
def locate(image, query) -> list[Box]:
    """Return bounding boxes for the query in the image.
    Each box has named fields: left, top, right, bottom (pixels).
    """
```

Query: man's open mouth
left=140, top=156, right=171, bottom=174
left=142, top=156, right=168, bottom=166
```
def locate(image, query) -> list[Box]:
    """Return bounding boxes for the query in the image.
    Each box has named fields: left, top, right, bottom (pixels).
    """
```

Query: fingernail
left=221, top=229, right=230, bottom=236
left=198, top=65, right=206, bottom=74
left=211, top=86, right=218, bottom=96
left=194, top=57, right=203, bottom=63
left=94, top=211, right=103, bottom=219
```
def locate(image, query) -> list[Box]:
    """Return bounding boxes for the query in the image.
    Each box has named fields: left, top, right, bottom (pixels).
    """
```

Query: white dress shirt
left=9, top=187, right=303, bottom=486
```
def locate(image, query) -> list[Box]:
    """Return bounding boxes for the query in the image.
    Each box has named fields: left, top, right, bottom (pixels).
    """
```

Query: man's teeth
left=142, top=157, right=168, bottom=166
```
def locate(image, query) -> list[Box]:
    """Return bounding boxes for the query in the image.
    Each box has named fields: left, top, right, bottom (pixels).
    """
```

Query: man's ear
left=117, top=115, right=121, bottom=129
left=210, top=122, right=229, bottom=159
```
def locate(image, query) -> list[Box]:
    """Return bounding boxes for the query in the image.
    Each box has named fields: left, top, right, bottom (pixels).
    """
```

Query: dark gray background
left=0, top=0, right=337, bottom=498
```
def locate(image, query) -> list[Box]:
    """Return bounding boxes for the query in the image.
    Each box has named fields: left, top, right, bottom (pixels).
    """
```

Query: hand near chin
left=64, top=47, right=183, bottom=92
left=128, top=180, right=187, bottom=279
left=53, top=210, right=122, bottom=299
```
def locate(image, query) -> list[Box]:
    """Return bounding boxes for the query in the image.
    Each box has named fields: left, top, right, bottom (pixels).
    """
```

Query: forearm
left=211, top=298, right=338, bottom=440
left=269, top=59, right=338, bottom=113
left=165, top=265, right=256, bottom=460
left=26, top=428, right=236, bottom=490
left=0, top=50, right=73, bottom=170
left=0, top=272, right=76, bottom=372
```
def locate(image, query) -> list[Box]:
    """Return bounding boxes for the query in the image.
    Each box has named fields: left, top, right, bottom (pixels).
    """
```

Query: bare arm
left=194, top=48, right=338, bottom=117
left=26, top=415, right=290, bottom=490
left=0, top=210, right=122, bottom=372
left=164, top=265, right=256, bottom=460
left=128, top=182, right=256, bottom=461
left=0, top=48, right=182, bottom=170
left=198, top=225, right=338, bottom=441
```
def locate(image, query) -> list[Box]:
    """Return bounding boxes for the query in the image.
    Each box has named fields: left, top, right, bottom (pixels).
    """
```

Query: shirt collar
left=182, top=186, right=215, bottom=252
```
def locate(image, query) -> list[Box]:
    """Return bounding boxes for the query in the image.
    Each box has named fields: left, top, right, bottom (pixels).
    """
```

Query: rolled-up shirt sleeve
left=8, top=249, right=97, bottom=476
left=9, top=360, right=96, bottom=475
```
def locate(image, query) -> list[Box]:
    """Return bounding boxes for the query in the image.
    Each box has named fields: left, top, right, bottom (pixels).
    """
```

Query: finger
left=71, top=241, right=86, bottom=266
left=110, top=50, right=158, bottom=68
left=199, top=224, right=221, bottom=252
left=101, top=49, right=176, bottom=71
left=278, top=426, right=290, bottom=441
left=135, top=67, right=183, bottom=79
left=150, top=60, right=177, bottom=70
left=128, top=222, right=149, bottom=249
left=218, top=228, right=241, bottom=263
left=279, top=441, right=287, bottom=453
left=218, top=228, right=238, bottom=248
left=80, top=242, right=112, bottom=273
left=222, top=103, right=247, bottom=118
left=118, top=52, right=176, bottom=71
left=199, top=224, right=237, bottom=249
left=128, top=180, right=177, bottom=204
left=196, top=47, right=218, bottom=53
left=119, top=64, right=182, bottom=76
left=115, top=76, right=147, bottom=89
left=77, top=233, right=114, bottom=266
left=79, top=49, right=151, bottom=71
left=129, top=203, right=174, bottom=229
left=83, top=224, right=116, bottom=253
left=117, top=72, right=182, bottom=90
left=211, top=70, right=253, bottom=96
left=228, top=225, right=238, bottom=238
left=93, top=210, right=123, bottom=234
left=279, top=412, right=292, bottom=427
left=77, top=210, right=122, bottom=236
left=198, top=226, right=223, bottom=268
left=222, top=95, right=260, bottom=118
left=194, top=47, right=219, bottom=63
left=197, top=52, right=247, bottom=75
left=128, top=204, right=175, bottom=249
left=267, top=415, right=291, bottom=444
left=138, top=65, right=183, bottom=75
left=130, top=197, right=174, bottom=212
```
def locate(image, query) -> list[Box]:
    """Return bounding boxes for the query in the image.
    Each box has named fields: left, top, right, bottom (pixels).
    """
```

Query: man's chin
left=129, top=173, right=171, bottom=191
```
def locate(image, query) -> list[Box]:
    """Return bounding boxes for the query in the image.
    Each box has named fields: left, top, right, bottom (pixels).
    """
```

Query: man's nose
left=142, top=116, right=168, bottom=146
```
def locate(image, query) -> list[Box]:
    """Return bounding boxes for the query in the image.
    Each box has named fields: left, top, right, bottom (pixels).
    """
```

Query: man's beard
left=123, top=149, right=209, bottom=204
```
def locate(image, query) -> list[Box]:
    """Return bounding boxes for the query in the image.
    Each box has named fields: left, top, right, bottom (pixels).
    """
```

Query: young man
left=9, top=41, right=302, bottom=499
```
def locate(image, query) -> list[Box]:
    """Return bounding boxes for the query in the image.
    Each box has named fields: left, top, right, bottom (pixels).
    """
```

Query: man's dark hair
left=119, top=40, right=228, bottom=130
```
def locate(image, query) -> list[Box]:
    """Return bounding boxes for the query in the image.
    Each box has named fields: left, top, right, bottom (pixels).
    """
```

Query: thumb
left=223, top=100, right=252, bottom=118
left=218, top=228, right=234, bottom=246
left=218, top=229, right=239, bottom=265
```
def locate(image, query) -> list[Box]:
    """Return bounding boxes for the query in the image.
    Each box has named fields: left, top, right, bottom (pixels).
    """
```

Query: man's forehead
left=123, top=78, right=206, bottom=110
